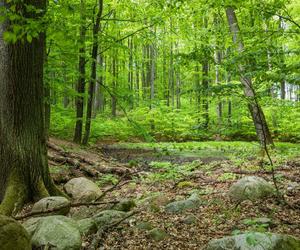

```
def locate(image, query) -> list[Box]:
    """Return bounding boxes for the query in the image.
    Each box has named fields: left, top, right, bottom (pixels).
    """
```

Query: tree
left=74, top=0, right=87, bottom=143
left=0, top=0, right=61, bottom=215
left=82, top=0, right=104, bottom=145
left=225, top=6, right=274, bottom=146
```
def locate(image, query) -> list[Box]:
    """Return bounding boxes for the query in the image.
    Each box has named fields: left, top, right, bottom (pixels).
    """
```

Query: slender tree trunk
left=169, top=41, right=175, bottom=108
left=82, top=0, right=103, bottom=145
left=149, top=43, right=155, bottom=110
left=176, top=67, right=181, bottom=109
left=74, top=0, right=86, bottom=143
left=93, top=55, right=104, bottom=116
left=202, top=59, right=209, bottom=129
left=226, top=7, right=273, bottom=146
left=111, top=55, right=117, bottom=117
left=0, top=0, right=62, bottom=215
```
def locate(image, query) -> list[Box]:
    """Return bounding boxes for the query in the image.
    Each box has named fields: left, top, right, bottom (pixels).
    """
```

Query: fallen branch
left=14, top=200, right=120, bottom=220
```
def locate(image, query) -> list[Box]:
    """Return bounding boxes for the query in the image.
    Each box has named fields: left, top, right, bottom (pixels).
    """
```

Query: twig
left=88, top=211, right=138, bottom=250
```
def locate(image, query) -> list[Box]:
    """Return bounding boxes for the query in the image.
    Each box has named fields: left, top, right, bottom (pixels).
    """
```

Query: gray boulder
left=25, top=216, right=81, bottom=250
left=31, top=196, right=71, bottom=216
left=64, top=177, right=102, bottom=202
left=93, top=210, right=127, bottom=229
left=0, top=215, right=31, bottom=250
left=206, top=232, right=300, bottom=250
left=165, top=193, right=201, bottom=213
left=229, top=176, right=275, bottom=202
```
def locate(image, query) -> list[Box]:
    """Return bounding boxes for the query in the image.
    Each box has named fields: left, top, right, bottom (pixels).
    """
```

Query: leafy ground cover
left=42, top=139, right=300, bottom=249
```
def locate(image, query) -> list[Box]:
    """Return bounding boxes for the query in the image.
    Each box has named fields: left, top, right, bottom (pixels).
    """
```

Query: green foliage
left=97, top=174, right=119, bottom=186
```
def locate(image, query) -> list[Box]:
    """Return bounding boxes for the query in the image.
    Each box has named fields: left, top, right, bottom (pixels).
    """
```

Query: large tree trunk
left=0, top=0, right=62, bottom=215
left=226, top=7, right=273, bottom=146
left=73, top=0, right=86, bottom=143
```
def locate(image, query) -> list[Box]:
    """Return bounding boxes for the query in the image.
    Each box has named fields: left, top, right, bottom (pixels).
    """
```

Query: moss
left=0, top=171, right=28, bottom=216
left=0, top=215, right=31, bottom=250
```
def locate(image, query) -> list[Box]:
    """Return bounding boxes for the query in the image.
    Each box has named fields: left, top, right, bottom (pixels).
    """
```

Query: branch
left=14, top=200, right=120, bottom=220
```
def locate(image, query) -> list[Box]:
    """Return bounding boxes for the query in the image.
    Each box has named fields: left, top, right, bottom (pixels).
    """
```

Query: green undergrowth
left=49, top=101, right=300, bottom=143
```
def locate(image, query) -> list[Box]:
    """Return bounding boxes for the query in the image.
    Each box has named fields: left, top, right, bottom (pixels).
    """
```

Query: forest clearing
left=0, top=0, right=300, bottom=249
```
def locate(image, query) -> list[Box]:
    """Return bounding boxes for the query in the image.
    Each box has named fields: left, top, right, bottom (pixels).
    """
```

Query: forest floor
left=47, top=138, right=300, bottom=249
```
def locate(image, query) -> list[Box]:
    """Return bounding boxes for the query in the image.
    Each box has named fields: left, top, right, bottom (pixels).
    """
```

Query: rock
left=29, top=216, right=81, bottom=250
left=165, top=193, right=201, bottom=214
left=0, top=215, right=31, bottom=250
left=136, top=221, right=154, bottom=231
left=113, top=199, right=136, bottom=212
left=206, top=232, right=300, bottom=250
left=93, top=210, right=127, bottom=229
left=229, top=176, right=275, bottom=202
left=22, top=217, right=43, bottom=237
left=64, top=177, right=102, bottom=202
left=287, top=182, right=300, bottom=193
left=31, top=196, right=71, bottom=216
left=148, top=228, right=168, bottom=241
left=183, top=215, right=198, bottom=225
left=76, top=218, right=97, bottom=235
left=138, top=192, right=170, bottom=212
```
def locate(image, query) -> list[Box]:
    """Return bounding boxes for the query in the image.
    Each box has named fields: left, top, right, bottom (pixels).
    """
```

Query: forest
left=0, top=0, right=300, bottom=249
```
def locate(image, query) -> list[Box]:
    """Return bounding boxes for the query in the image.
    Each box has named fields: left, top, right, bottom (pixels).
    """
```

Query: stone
left=165, top=193, right=201, bottom=214
left=30, top=216, right=81, bottom=250
left=206, top=232, right=300, bottom=250
left=64, top=177, right=102, bottom=202
left=22, top=217, right=42, bottom=237
left=229, top=176, right=275, bottom=202
left=0, top=215, right=31, bottom=250
left=93, top=210, right=127, bottom=229
left=148, top=228, right=168, bottom=241
left=113, top=199, right=136, bottom=212
left=76, top=218, right=97, bottom=235
left=183, top=215, right=198, bottom=225
left=136, top=221, right=154, bottom=231
left=137, top=192, right=170, bottom=212
left=31, top=196, right=71, bottom=216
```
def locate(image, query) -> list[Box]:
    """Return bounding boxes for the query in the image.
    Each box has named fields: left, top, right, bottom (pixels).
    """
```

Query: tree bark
left=74, top=0, right=86, bottom=143
left=82, top=0, right=103, bottom=145
left=0, top=0, right=62, bottom=215
left=226, top=7, right=273, bottom=146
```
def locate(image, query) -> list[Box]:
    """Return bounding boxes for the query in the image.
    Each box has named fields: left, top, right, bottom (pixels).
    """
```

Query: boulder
left=148, top=228, right=168, bottom=242
left=92, top=210, right=127, bottom=229
left=229, top=176, right=275, bottom=202
left=64, top=177, right=102, bottom=202
left=136, top=221, right=154, bottom=231
left=28, top=216, right=81, bottom=250
left=76, top=218, right=97, bottom=235
left=137, top=192, right=170, bottom=212
left=183, top=215, right=198, bottom=225
left=206, top=232, right=300, bottom=250
left=31, top=196, right=71, bottom=216
left=0, top=215, right=31, bottom=250
left=113, top=199, right=136, bottom=212
left=165, top=193, right=201, bottom=213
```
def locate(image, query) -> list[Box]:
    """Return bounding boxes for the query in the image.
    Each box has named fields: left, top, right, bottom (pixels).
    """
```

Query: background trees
left=44, top=0, right=300, bottom=144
